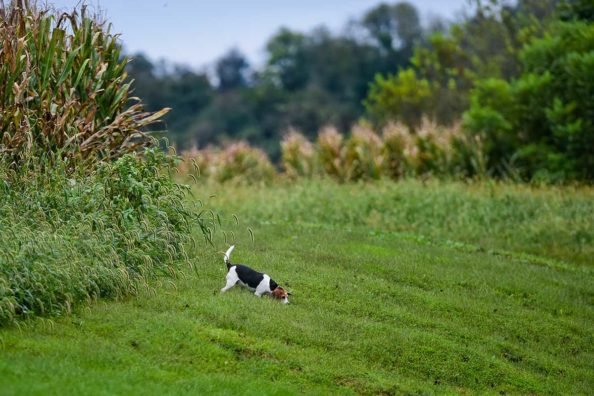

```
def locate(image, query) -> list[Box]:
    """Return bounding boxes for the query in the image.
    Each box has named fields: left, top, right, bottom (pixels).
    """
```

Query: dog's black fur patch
left=229, top=264, right=278, bottom=290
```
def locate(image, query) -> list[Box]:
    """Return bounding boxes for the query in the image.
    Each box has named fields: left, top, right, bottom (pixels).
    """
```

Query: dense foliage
left=464, top=13, right=594, bottom=181
left=129, top=0, right=593, bottom=182
left=0, top=1, right=169, bottom=165
left=0, top=150, right=211, bottom=325
left=0, top=2, right=210, bottom=325
left=367, top=0, right=594, bottom=181
left=365, top=0, right=559, bottom=128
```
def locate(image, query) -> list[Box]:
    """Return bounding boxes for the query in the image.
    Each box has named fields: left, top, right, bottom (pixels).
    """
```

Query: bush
left=382, top=120, right=470, bottom=179
left=178, top=121, right=484, bottom=182
left=412, top=119, right=461, bottom=176
left=0, top=150, right=210, bottom=325
left=178, top=146, right=216, bottom=180
left=0, top=2, right=168, bottom=166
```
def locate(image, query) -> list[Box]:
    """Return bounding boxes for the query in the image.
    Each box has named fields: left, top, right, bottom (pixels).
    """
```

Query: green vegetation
left=0, top=149, right=209, bottom=325
left=1, top=181, right=592, bottom=394
left=213, top=180, right=594, bottom=268
left=0, top=0, right=592, bottom=394
left=367, top=0, right=594, bottom=182
left=464, top=19, right=594, bottom=181
left=126, top=0, right=594, bottom=183
left=0, top=2, right=206, bottom=325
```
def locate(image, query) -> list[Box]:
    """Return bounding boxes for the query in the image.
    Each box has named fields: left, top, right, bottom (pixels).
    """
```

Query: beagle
left=220, top=245, right=290, bottom=304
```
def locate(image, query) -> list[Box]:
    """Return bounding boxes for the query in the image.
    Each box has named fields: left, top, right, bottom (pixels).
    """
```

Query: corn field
left=0, top=0, right=168, bottom=166
left=178, top=119, right=485, bottom=183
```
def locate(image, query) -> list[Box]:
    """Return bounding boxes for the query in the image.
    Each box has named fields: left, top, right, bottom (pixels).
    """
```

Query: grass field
left=0, top=180, right=592, bottom=395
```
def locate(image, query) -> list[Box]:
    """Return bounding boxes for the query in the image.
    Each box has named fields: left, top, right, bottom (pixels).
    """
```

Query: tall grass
left=0, top=149, right=211, bottom=325
left=209, top=179, right=594, bottom=268
left=214, top=142, right=276, bottom=184
left=316, top=126, right=345, bottom=181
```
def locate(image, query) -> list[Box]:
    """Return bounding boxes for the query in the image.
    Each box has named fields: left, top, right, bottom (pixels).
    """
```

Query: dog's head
left=272, top=287, right=290, bottom=304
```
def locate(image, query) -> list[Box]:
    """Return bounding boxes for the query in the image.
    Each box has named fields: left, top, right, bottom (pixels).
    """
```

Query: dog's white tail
left=224, top=245, right=235, bottom=265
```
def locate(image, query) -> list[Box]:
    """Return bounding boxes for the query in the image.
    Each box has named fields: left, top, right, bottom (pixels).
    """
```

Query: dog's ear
left=287, top=292, right=293, bottom=296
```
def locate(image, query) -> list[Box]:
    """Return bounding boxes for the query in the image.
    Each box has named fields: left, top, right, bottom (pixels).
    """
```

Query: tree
left=365, top=0, right=558, bottom=128
left=265, top=28, right=309, bottom=91
left=215, top=48, right=250, bottom=91
left=126, top=54, right=214, bottom=149
left=464, top=19, right=594, bottom=180
left=365, top=69, right=431, bottom=130
left=362, top=1, right=423, bottom=57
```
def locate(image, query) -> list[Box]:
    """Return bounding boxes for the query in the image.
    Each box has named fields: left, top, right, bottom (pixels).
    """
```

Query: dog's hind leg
left=221, top=267, right=239, bottom=293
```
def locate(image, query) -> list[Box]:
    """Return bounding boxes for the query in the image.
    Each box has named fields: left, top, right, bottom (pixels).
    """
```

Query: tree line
left=127, top=0, right=594, bottom=181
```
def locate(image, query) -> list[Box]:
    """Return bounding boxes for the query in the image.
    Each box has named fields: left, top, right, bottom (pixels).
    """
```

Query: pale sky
left=48, top=0, right=471, bottom=69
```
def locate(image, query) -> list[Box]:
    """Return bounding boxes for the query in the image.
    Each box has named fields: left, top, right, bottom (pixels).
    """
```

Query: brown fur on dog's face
left=271, top=287, right=288, bottom=300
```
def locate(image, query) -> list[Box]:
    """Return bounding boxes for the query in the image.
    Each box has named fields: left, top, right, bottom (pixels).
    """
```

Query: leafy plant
left=464, top=19, right=594, bottom=181
left=0, top=1, right=169, bottom=166
left=365, top=69, right=431, bottom=130
left=212, top=142, right=276, bottom=185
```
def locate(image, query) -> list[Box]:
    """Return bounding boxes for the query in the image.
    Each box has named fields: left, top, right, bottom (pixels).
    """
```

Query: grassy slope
left=0, top=180, right=593, bottom=395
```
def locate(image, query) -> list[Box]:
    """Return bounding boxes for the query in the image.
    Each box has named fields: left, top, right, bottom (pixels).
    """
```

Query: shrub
left=365, top=69, right=432, bottom=130
left=412, top=119, right=458, bottom=176
left=0, top=2, right=169, bottom=166
left=176, top=121, right=485, bottom=182
left=381, top=119, right=469, bottom=178
left=177, top=145, right=216, bottom=180
left=177, top=143, right=276, bottom=185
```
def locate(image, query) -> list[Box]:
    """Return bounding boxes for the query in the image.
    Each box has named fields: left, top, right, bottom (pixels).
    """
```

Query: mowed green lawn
left=0, top=180, right=592, bottom=395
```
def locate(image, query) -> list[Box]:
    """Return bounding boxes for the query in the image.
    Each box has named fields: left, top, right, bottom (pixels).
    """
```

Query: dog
left=220, top=245, right=290, bottom=304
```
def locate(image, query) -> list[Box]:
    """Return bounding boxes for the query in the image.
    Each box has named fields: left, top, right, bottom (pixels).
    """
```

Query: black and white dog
left=220, top=245, right=290, bottom=304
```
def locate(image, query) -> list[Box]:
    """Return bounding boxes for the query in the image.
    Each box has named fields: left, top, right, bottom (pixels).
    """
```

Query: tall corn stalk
left=281, top=128, right=316, bottom=179
left=0, top=1, right=169, bottom=166
left=317, top=126, right=345, bottom=181
left=344, top=122, right=384, bottom=181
